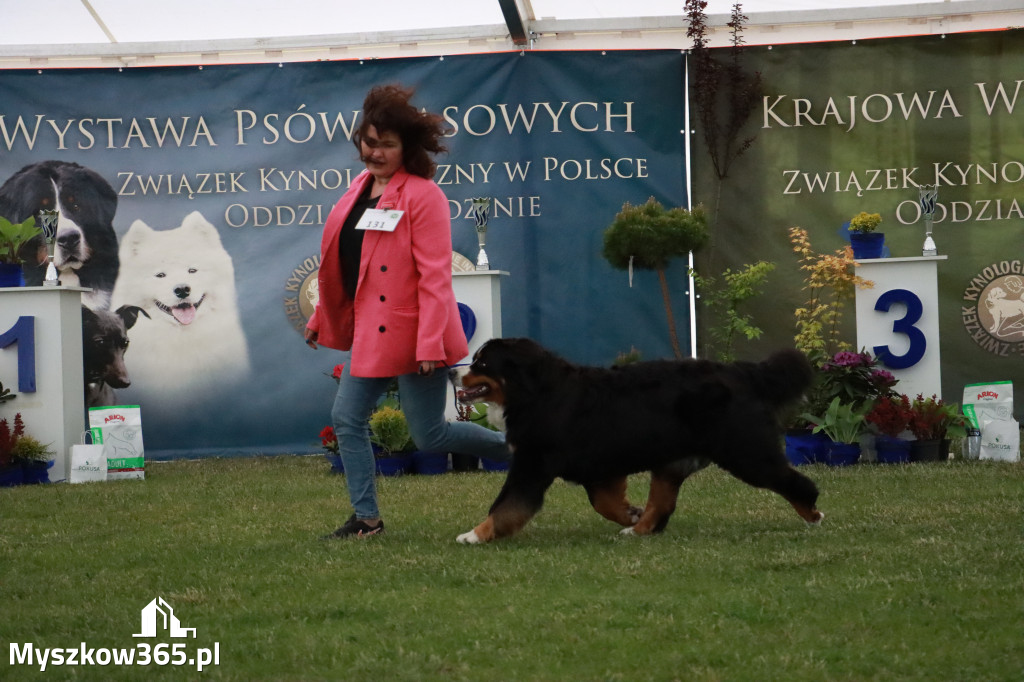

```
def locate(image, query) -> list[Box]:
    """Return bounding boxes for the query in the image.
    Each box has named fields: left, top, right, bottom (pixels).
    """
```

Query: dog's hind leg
left=584, top=478, right=643, bottom=527
left=624, top=458, right=709, bottom=536
left=457, top=468, right=554, bottom=544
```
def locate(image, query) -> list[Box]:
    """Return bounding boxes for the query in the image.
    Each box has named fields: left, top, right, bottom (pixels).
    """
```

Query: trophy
left=469, top=197, right=491, bottom=270
left=919, top=185, right=938, bottom=256
left=38, top=208, right=61, bottom=286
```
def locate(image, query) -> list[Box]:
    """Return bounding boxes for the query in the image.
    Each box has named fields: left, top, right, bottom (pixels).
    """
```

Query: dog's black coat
left=0, top=160, right=119, bottom=298
left=461, top=337, right=821, bottom=539
left=82, top=304, right=148, bottom=407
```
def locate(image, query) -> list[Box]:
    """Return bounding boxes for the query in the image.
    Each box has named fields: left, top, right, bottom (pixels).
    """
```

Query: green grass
left=2, top=457, right=1022, bottom=681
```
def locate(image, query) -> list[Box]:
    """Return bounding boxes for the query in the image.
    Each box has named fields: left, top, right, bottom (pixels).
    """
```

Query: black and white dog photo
left=0, top=160, right=120, bottom=309
left=81, top=304, right=149, bottom=408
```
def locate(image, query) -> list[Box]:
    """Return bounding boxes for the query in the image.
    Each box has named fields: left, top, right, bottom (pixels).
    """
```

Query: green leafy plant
left=368, top=406, right=413, bottom=456
left=910, top=394, right=969, bottom=441
left=692, top=260, right=775, bottom=362
left=603, top=198, right=709, bottom=359
left=848, top=211, right=882, bottom=234
left=0, top=216, right=42, bottom=265
left=11, top=434, right=54, bottom=462
left=801, top=397, right=869, bottom=444
left=0, top=379, right=14, bottom=404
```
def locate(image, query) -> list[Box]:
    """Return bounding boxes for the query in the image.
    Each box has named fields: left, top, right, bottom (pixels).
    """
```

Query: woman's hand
left=418, top=361, right=438, bottom=376
left=304, top=328, right=319, bottom=349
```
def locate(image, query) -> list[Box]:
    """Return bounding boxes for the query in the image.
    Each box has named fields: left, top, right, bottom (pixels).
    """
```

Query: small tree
left=603, top=198, right=709, bottom=359
left=691, top=260, right=776, bottom=362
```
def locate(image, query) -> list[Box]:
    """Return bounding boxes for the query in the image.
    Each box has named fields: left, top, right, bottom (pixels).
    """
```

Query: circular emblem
left=961, top=261, right=1024, bottom=356
left=284, top=255, right=321, bottom=335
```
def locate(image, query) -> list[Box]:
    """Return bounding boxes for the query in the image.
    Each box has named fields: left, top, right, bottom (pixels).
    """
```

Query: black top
left=339, top=186, right=380, bottom=299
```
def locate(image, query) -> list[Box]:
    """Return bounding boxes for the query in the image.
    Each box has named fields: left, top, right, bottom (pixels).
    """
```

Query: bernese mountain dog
left=454, top=337, right=823, bottom=543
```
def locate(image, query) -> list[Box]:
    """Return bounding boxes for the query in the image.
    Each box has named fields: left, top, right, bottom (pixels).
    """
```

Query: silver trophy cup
left=38, top=209, right=61, bottom=286
left=919, top=185, right=938, bottom=256
left=469, top=197, right=492, bottom=270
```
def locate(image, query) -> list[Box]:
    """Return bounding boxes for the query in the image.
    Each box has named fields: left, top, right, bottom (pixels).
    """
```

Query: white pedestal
left=0, top=286, right=88, bottom=483
left=854, top=256, right=946, bottom=400
left=447, top=270, right=508, bottom=420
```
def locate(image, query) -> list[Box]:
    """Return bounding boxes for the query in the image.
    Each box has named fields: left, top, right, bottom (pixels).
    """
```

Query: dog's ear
left=80, top=305, right=99, bottom=328
left=120, top=219, right=155, bottom=258
left=116, top=305, right=150, bottom=330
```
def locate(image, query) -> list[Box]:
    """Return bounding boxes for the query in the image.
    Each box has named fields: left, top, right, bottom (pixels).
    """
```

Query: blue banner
left=0, top=51, right=688, bottom=456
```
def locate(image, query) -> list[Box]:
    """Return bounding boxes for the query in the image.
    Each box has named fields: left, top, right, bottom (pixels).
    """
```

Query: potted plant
left=909, top=394, right=969, bottom=462
left=12, top=434, right=55, bottom=484
left=801, top=397, right=869, bottom=466
left=0, top=412, right=26, bottom=486
left=0, top=216, right=43, bottom=287
left=602, top=198, right=709, bottom=359
left=866, top=394, right=914, bottom=463
left=319, top=425, right=343, bottom=474
left=847, top=211, right=885, bottom=259
left=368, top=406, right=413, bottom=475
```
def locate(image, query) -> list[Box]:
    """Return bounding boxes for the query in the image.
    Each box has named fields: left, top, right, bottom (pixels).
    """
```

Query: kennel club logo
left=284, top=254, right=321, bottom=335
left=962, top=261, right=1024, bottom=357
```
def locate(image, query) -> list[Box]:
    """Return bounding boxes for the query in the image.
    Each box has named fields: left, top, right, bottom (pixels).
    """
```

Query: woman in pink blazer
left=305, top=85, right=508, bottom=538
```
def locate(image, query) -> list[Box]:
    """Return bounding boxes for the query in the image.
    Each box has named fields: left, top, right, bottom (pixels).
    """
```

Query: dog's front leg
left=585, top=478, right=643, bottom=527
left=457, top=467, right=553, bottom=544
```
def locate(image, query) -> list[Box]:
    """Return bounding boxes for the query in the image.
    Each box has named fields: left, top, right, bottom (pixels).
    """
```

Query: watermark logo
left=9, top=597, right=220, bottom=673
left=134, top=597, right=196, bottom=638
left=283, top=254, right=321, bottom=336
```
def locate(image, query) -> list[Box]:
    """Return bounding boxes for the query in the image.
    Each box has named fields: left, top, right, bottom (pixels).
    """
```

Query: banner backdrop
left=0, top=51, right=688, bottom=456
left=693, top=30, right=1024, bottom=407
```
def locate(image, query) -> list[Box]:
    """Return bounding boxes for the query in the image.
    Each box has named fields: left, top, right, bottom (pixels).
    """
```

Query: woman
left=305, top=84, right=508, bottom=538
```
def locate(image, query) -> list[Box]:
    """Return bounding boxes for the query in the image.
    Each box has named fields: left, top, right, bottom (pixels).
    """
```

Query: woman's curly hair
left=353, top=84, right=448, bottom=178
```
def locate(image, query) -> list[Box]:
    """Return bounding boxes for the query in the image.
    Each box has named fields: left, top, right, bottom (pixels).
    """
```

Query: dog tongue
left=172, top=305, right=196, bottom=325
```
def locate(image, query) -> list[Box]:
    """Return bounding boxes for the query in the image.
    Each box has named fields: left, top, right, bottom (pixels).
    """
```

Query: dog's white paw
left=456, top=529, right=482, bottom=544
left=619, top=526, right=638, bottom=536
left=806, top=511, right=825, bottom=527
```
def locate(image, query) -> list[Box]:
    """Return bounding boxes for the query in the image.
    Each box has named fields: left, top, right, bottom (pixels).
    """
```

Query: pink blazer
left=307, top=168, right=469, bottom=377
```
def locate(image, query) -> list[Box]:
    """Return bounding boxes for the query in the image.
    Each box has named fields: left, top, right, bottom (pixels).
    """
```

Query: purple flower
left=871, top=369, right=896, bottom=387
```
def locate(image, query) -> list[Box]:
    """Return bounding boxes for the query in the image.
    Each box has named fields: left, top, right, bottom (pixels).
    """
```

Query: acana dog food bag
left=88, top=405, right=146, bottom=480
left=962, top=382, right=1020, bottom=462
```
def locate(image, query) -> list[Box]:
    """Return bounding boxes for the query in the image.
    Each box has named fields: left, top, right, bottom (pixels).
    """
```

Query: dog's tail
left=750, top=348, right=815, bottom=405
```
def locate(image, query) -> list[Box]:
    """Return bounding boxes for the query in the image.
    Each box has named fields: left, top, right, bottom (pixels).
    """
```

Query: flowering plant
left=319, top=425, right=338, bottom=455
left=866, top=394, right=914, bottom=437
left=0, top=412, right=26, bottom=467
left=848, top=211, right=882, bottom=234
left=817, top=350, right=897, bottom=409
left=324, top=364, right=344, bottom=382
left=909, top=394, right=969, bottom=441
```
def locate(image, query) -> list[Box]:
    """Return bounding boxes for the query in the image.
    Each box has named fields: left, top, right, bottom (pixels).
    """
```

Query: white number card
left=356, top=209, right=404, bottom=232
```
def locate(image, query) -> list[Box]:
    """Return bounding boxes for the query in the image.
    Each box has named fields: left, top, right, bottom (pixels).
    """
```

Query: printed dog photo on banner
left=0, top=160, right=120, bottom=310
left=110, top=210, right=252, bottom=414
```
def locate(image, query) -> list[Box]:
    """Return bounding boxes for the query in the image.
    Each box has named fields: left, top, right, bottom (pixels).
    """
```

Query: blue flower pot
left=481, top=457, right=510, bottom=472
left=0, top=263, right=25, bottom=288
left=875, top=435, right=911, bottom=464
left=850, top=232, right=885, bottom=259
left=823, top=441, right=861, bottom=467
left=0, top=464, right=25, bottom=487
left=375, top=454, right=410, bottom=476
left=411, top=450, right=448, bottom=475
left=784, top=431, right=829, bottom=466
left=20, top=459, right=53, bottom=484
left=323, top=453, right=344, bottom=474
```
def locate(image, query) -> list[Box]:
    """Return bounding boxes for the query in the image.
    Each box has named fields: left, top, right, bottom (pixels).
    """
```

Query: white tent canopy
left=2, top=0, right=1021, bottom=68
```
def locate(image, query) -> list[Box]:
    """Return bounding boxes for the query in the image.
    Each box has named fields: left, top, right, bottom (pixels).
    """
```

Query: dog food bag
left=962, top=382, right=1019, bottom=462
left=88, top=405, right=146, bottom=480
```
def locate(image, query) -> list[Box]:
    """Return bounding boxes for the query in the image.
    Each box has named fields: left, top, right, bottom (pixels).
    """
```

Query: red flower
left=320, top=425, right=338, bottom=453
left=332, top=364, right=345, bottom=380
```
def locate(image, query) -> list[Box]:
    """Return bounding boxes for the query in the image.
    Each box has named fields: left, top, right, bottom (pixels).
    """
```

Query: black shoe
left=321, top=514, right=385, bottom=539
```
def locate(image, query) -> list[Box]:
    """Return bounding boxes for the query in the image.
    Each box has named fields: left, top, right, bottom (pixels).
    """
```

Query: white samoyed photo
left=111, top=210, right=251, bottom=404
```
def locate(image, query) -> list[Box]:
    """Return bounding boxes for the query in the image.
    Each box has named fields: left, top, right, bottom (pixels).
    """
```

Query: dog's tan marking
left=789, top=501, right=824, bottom=525
left=586, top=478, right=641, bottom=527
left=629, top=474, right=682, bottom=535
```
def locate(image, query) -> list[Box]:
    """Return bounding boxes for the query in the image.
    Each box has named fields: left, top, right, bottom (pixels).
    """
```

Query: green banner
left=694, top=30, right=1024, bottom=404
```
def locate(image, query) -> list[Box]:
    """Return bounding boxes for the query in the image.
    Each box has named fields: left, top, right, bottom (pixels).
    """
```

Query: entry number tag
left=356, top=209, right=404, bottom=232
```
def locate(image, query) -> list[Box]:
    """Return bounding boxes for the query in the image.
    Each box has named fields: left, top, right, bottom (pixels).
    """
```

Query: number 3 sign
left=854, top=256, right=947, bottom=400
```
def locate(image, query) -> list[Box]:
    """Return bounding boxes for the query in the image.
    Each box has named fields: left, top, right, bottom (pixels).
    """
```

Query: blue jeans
left=331, top=362, right=509, bottom=520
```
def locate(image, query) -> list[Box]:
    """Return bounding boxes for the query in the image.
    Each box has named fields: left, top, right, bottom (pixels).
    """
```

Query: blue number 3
left=0, top=316, right=36, bottom=392
left=873, top=289, right=926, bottom=370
